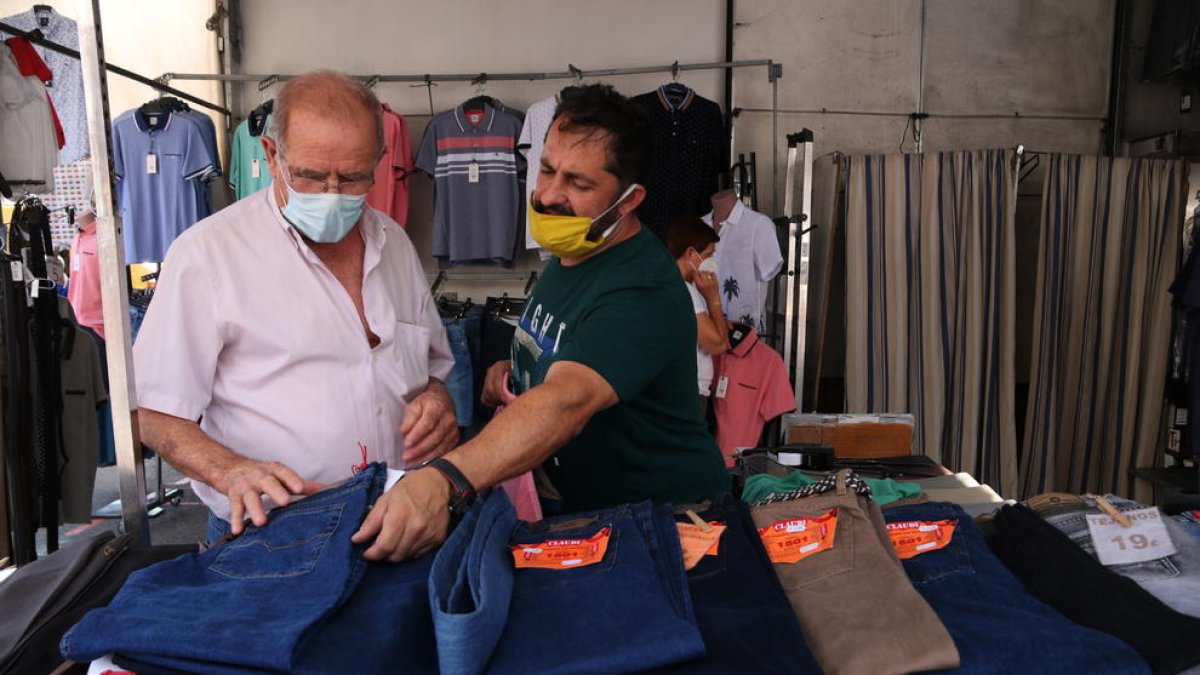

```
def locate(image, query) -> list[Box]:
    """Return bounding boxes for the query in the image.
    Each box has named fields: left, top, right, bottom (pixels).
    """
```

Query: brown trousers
left=750, top=469, right=959, bottom=675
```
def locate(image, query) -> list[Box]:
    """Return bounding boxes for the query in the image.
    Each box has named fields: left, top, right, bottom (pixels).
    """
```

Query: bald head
left=269, top=70, right=384, bottom=158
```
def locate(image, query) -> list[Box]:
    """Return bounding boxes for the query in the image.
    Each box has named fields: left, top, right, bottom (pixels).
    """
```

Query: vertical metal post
left=915, top=0, right=927, bottom=153
left=770, top=62, right=781, bottom=212
left=781, top=131, right=814, bottom=412
left=77, top=0, right=148, bottom=543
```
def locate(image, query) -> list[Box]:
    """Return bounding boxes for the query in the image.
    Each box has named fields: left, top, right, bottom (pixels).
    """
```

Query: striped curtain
left=1021, top=155, right=1184, bottom=501
left=845, top=150, right=1018, bottom=497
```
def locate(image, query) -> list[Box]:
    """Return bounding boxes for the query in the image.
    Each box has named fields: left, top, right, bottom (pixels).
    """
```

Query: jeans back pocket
left=210, top=503, right=346, bottom=580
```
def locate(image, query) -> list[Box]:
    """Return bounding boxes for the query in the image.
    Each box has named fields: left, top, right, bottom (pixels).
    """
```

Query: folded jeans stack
left=430, top=491, right=706, bottom=674
left=650, top=493, right=821, bottom=674
left=988, top=503, right=1200, bottom=675
left=1030, top=494, right=1200, bottom=619
left=748, top=469, right=960, bottom=675
left=61, top=465, right=388, bottom=672
left=884, top=501, right=1150, bottom=674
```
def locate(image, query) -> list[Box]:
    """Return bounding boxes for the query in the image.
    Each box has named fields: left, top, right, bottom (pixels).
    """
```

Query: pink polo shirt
left=67, top=219, right=104, bottom=338
left=133, top=186, right=454, bottom=520
left=712, top=326, right=796, bottom=466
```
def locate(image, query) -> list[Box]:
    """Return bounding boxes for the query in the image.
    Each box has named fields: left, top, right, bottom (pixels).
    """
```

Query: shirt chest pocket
left=379, top=320, right=431, bottom=401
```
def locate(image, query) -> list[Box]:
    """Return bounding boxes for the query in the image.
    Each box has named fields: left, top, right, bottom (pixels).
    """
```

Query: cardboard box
left=784, top=413, right=915, bottom=458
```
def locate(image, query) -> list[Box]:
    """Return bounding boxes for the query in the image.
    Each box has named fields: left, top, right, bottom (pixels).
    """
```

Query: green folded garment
left=742, top=471, right=923, bottom=506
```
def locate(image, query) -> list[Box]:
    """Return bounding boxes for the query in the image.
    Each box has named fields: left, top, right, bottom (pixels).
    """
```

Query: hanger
left=248, top=98, right=273, bottom=137
left=727, top=321, right=752, bottom=350
left=462, top=73, right=493, bottom=112
left=661, top=61, right=691, bottom=107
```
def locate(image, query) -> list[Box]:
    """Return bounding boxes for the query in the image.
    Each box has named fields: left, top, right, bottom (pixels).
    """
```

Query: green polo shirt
left=512, top=227, right=730, bottom=511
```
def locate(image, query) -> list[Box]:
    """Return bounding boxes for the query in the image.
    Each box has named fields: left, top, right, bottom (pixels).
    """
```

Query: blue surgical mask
left=277, top=166, right=366, bottom=243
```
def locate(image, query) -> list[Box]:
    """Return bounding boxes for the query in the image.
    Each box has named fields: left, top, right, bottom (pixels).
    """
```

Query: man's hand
left=351, top=467, right=452, bottom=561
left=401, top=381, right=458, bottom=466
left=216, top=458, right=324, bottom=536
left=695, top=269, right=721, bottom=301
left=481, top=359, right=514, bottom=407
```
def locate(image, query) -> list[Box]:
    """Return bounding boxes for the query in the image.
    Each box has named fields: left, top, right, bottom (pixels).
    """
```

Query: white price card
left=1086, top=507, right=1177, bottom=566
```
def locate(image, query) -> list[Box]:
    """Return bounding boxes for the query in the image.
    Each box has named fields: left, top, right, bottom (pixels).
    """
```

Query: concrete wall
left=1121, top=0, right=1200, bottom=144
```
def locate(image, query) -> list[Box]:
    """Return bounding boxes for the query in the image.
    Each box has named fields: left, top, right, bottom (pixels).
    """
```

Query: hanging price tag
left=714, top=376, right=729, bottom=399
left=677, top=521, right=725, bottom=570
left=757, top=509, right=838, bottom=564
left=468, top=161, right=480, bottom=183
left=886, top=519, right=957, bottom=559
left=512, top=527, right=610, bottom=570
left=146, top=153, right=158, bottom=175
left=10, top=261, right=22, bottom=282
left=251, top=158, right=261, bottom=179
left=1086, top=507, right=1177, bottom=566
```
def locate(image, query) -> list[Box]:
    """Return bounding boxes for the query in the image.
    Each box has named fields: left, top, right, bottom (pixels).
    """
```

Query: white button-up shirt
left=703, top=201, right=784, bottom=334
left=134, top=187, right=453, bottom=520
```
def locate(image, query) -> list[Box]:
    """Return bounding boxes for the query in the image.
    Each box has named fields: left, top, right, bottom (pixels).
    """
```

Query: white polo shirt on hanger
left=703, top=201, right=784, bottom=334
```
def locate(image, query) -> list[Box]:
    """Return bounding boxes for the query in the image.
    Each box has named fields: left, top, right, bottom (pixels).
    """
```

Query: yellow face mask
left=528, top=184, right=638, bottom=259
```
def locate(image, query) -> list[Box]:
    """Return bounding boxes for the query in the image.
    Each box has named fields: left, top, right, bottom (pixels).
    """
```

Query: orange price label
left=511, top=527, right=611, bottom=570
left=677, top=521, right=726, bottom=571
left=886, top=519, right=957, bottom=559
left=757, top=509, right=838, bottom=564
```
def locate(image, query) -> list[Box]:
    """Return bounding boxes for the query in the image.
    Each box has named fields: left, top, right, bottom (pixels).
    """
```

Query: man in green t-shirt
left=352, top=84, right=729, bottom=562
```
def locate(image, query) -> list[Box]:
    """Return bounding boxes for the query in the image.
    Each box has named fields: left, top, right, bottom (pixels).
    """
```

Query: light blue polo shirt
left=112, top=108, right=217, bottom=263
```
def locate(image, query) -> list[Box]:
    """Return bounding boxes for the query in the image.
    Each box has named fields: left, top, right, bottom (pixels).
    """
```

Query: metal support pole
left=77, top=0, right=148, bottom=543
left=770, top=62, right=781, bottom=212
left=915, top=0, right=927, bottom=153
left=781, top=130, right=814, bottom=412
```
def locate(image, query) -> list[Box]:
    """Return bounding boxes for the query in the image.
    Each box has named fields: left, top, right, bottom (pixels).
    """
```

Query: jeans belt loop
left=835, top=468, right=849, bottom=496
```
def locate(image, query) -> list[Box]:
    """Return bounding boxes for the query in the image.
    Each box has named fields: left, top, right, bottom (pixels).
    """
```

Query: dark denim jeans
left=442, top=317, right=475, bottom=429
left=1039, top=495, right=1200, bottom=619
left=486, top=501, right=705, bottom=674
left=652, top=494, right=821, bottom=674
left=885, top=502, right=1151, bottom=675
left=62, top=464, right=386, bottom=672
left=430, top=490, right=517, bottom=675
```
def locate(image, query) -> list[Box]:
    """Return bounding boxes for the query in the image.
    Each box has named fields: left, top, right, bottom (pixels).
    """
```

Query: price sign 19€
left=1085, top=507, right=1177, bottom=567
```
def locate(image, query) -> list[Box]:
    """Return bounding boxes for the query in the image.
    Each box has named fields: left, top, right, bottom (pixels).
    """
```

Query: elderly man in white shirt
left=134, top=71, right=458, bottom=556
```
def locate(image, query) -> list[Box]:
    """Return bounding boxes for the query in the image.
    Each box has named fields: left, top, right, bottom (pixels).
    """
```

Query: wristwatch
left=421, top=457, right=477, bottom=517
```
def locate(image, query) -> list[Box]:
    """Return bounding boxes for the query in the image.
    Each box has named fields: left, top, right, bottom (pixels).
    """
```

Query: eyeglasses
left=280, top=160, right=375, bottom=196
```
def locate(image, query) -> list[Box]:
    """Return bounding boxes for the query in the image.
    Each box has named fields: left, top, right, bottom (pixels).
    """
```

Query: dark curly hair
left=552, top=84, right=652, bottom=186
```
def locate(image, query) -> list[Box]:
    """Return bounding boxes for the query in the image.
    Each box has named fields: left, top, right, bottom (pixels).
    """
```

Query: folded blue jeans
left=62, top=464, right=386, bottom=672
left=651, top=494, right=822, bottom=674
left=429, top=490, right=517, bottom=675
left=885, top=501, right=1150, bottom=675
left=487, top=500, right=705, bottom=674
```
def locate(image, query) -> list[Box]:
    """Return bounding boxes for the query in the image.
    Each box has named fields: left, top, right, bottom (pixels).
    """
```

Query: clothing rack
left=0, top=20, right=230, bottom=116
left=161, top=59, right=785, bottom=207
left=429, top=270, right=540, bottom=297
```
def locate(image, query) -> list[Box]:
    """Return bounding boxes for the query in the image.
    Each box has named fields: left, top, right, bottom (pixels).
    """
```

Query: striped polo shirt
left=416, top=102, right=524, bottom=267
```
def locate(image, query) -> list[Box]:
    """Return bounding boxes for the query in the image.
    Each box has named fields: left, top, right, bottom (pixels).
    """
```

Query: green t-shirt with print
left=512, top=227, right=730, bottom=511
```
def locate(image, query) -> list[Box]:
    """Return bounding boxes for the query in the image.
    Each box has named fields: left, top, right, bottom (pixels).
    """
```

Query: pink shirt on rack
left=366, top=104, right=414, bottom=227
left=67, top=219, right=104, bottom=338
left=712, top=326, right=797, bottom=466
left=133, top=187, right=453, bottom=520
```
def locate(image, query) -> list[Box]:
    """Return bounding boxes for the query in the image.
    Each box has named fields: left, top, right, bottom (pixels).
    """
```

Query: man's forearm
left=440, top=371, right=607, bottom=491
left=138, top=408, right=244, bottom=492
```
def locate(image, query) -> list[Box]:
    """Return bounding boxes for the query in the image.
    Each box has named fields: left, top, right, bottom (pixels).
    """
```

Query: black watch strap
left=423, top=457, right=477, bottom=513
